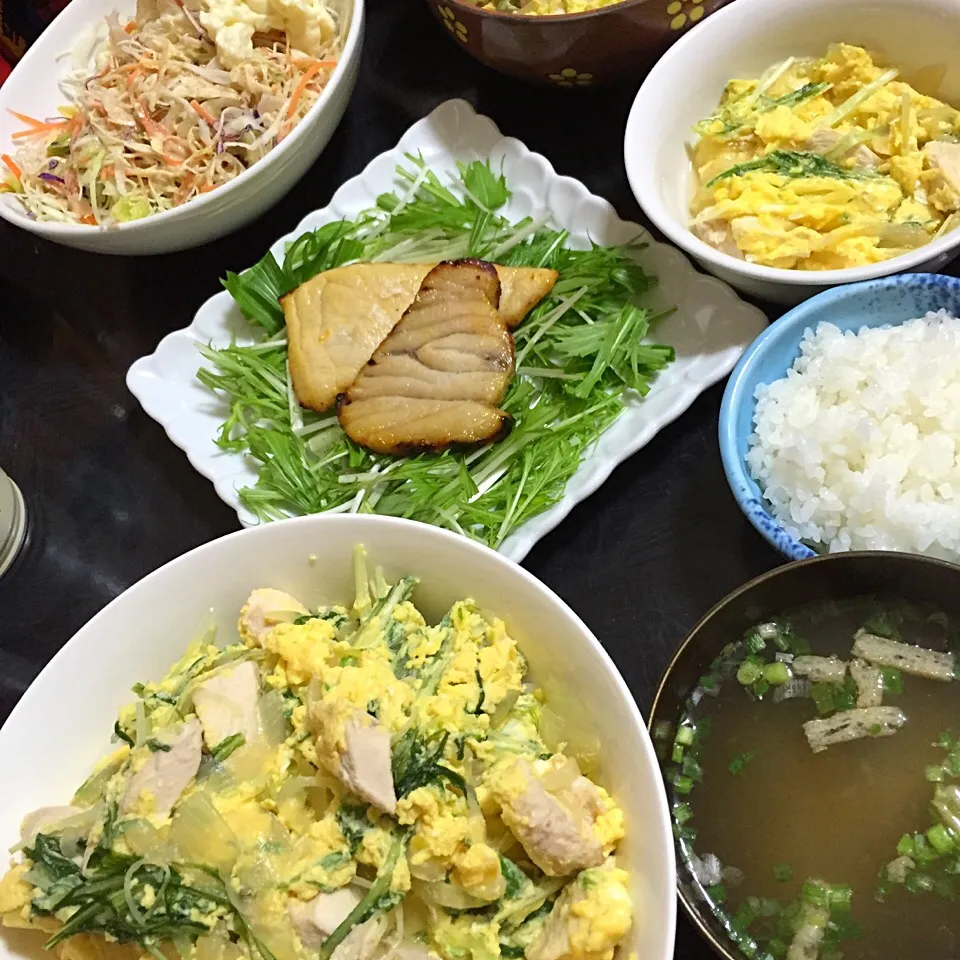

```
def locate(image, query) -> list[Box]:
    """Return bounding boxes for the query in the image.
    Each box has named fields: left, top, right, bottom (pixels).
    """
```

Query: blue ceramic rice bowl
left=719, top=273, right=960, bottom=560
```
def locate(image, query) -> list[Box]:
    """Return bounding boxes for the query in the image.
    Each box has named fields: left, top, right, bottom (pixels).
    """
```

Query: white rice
left=747, top=310, right=960, bottom=559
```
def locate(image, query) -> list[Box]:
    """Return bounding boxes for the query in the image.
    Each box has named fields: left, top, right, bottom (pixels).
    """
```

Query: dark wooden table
left=0, top=0, right=784, bottom=954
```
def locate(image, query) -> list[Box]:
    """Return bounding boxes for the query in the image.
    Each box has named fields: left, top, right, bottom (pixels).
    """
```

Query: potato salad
left=690, top=44, right=960, bottom=270
left=0, top=550, right=632, bottom=960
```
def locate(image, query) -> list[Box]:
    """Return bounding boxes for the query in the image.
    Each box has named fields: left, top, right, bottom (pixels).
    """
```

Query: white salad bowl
left=0, top=0, right=363, bottom=254
left=0, top=514, right=677, bottom=960
left=624, top=0, right=960, bottom=305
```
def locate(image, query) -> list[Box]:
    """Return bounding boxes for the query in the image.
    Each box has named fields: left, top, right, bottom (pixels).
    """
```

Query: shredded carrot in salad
left=5, top=0, right=341, bottom=226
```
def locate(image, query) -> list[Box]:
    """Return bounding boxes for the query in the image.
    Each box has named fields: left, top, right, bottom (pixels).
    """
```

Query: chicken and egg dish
left=0, top=552, right=633, bottom=960
left=690, top=44, right=960, bottom=270
left=462, top=0, right=620, bottom=14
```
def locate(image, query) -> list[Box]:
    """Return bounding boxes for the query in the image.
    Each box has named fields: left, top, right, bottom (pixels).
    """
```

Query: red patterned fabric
left=2, top=0, right=73, bottom=83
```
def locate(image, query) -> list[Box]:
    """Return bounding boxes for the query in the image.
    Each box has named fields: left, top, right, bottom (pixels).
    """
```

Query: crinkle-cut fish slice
left=282, top=262, right=556, bottom=412
left=338, top=259, right=515, bottom=455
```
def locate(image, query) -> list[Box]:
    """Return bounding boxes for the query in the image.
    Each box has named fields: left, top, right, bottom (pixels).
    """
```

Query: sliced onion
left=134, top=700, right=152, bottom=746
left=773, top=678, right=812, bottom=704
left=73, top=755, right=126, bottom=807
left=409, top=859, right=448, bottom=883
left=258, top=690, right=289, bottom=746
left=274, top=776, right=316, bottom=806
left=224, top=742, right=275, bottom=786
left=194, top=933, right=226, bottom=960
left=489, top=690, right=520, bottom=729
left=464, top=785, right=486, bottom=846
left=876, top=221, right=930, bottom=249
left=58, top=804, right=105, bottom=859
left=170, top=792, right=238, bottom=874
left=537, top=757, right=581, bottom=793
left=689, top=852, right=723, bottom=887
left=413, top=879, right=489, bottom=911
left=121, top=818, right=172, bottom=862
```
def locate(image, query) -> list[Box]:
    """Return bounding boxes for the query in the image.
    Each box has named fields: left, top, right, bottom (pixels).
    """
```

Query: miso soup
left=660, top=599, right=960, bottom=960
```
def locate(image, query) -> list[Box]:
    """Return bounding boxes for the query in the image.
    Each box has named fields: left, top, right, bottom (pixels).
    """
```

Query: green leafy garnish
left=199, top=157, right=674, bottom=549
left=695, top=82, right=831, bottom=137
left=210, top=733, right=245, bottom=763
left=706, top=149, right=874, bottom=188
left=728, top=751, right=756, bottom=776
left=144, top=739, right=171, bottom=753
left=773, top=863, right=794, bottom=882
left=336, top=802, right=371, bottom=855
left=25, top=834, right=231, bottom=952
left=499, top=856, right=528, bottom=899
left=113, top=722, right=134, bottom=747
left=319, top=833, right=407, bottom=960
left=391, top=728, right=466, bottom=799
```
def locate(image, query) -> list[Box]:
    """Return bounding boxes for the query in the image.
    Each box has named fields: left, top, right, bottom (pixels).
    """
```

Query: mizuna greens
left=197, top=157, right=675, bottom=548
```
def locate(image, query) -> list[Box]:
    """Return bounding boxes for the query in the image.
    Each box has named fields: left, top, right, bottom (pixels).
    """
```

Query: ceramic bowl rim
left=646, top=548, right=960, bottom=960
left=623, top=0, right=960, bottom=289
left=0, top=0, right=363, bottom=238
left=718, top=272, right=960, bottom=560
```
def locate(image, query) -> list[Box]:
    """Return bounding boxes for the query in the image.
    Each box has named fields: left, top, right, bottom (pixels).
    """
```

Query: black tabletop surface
left=0, top=0, right=787, bottom=954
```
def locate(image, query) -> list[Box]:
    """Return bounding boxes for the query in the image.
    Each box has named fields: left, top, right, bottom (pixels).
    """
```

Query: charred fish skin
left=441, top=257, right=502, bottom=307
left=338, top=259, right=517, bottom=456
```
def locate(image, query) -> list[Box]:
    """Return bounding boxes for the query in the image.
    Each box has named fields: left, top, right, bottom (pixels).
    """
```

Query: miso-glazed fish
left=281, top=262, right=556, bottom=413
left=337, top=260, right=515, bottom=454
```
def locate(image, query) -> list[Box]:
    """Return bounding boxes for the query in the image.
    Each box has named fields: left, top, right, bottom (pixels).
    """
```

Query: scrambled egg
left=690, top=44, right=960, bottom=269
left=0, top=549, right=632, bottom=960
left=199, top=0, right=337, bottom=68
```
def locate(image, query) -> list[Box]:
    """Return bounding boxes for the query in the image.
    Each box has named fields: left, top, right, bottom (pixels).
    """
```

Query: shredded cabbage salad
left=0, top=0, right=340, bottom=225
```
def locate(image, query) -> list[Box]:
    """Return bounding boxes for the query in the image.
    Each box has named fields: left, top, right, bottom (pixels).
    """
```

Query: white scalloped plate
left=127, top=98, right=767, bottom=562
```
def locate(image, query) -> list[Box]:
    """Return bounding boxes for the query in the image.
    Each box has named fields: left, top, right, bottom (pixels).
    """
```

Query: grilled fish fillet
left=337, top=260, right=515, bottom=454
left=282, top=262, right=555, bottom=412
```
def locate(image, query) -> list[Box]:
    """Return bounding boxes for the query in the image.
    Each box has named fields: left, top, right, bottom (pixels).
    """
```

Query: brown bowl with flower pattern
left=425, top=0, right=734, bottom=87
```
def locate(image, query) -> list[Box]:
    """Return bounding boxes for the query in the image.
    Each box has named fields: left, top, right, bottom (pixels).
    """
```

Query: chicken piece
left=193, top=660, right=260, bottom=750
left=489, top=759, right=604, bottom=877
left=806, top=127, right=881, bottom=170
left=289, top=886, right=388, bottom=960
left=311, top=700, right=397, bottom=814
left=282, top=263, right=556, bottom=413
left=121, top=717, right=202, bottom=818
left=338, top=260, right=515, bottom=455
left=691, top=218, right=743, bottom=258
left=19, top=806, right=85, bottom=844
left=238, top=588, right=309, bottom=646
left=924, top=141, right=960, bottom=198
left=526, top=862, right=633, bottom=960
left=289, top=886, right=361, bottom=948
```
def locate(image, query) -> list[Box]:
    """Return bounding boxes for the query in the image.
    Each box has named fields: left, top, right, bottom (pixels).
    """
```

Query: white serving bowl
left=624, top=0, right=960, bottom=305
left=0, top=515, right=676, bottom=960
left=0, top=0, right=363, bottom=255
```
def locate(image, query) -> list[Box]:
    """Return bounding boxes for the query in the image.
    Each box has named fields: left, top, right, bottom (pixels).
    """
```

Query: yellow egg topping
left=690, top=44, right=960, bottom=269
